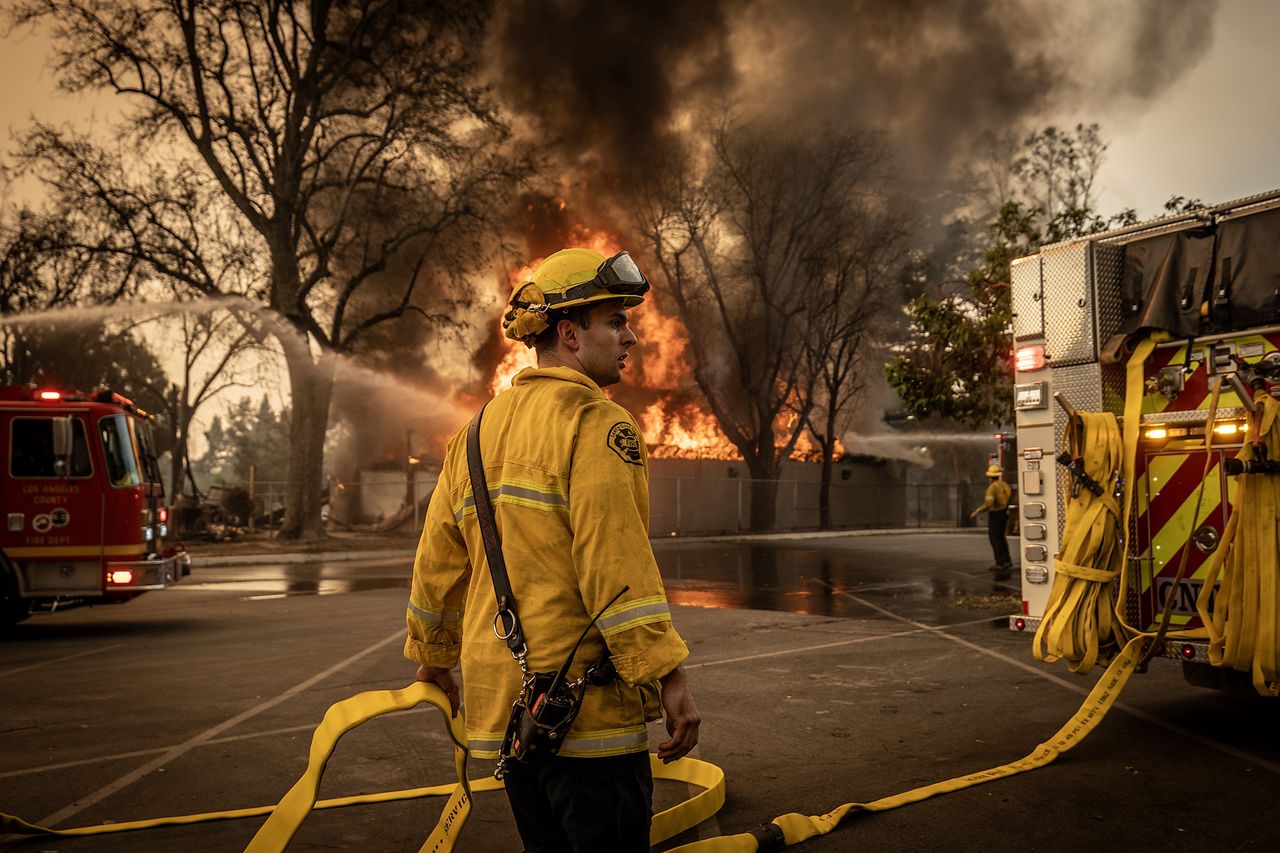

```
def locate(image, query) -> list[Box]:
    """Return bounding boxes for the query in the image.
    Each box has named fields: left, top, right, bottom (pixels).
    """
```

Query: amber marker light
left=1144, top=428, right=1168, bottom=440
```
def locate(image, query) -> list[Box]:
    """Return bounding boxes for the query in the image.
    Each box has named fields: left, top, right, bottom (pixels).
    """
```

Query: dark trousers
left=988, top=509, right=1011, bottom=567
left=503, top=751, right=653, bottom=853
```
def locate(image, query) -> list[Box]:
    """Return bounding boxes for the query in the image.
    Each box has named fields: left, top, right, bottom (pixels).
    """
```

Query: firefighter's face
left=565, top=302, right=637, bottom=388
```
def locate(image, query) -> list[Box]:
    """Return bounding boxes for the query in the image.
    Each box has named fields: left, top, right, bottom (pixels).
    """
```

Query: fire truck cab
left=0, top=387, right=189, bottom=625
left=1006, top=189, right=1280, bottom=681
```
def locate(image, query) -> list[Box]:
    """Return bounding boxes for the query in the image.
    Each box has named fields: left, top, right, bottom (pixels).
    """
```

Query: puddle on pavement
left=655, top=544, right=1017, bottom=618
left=188, top=563, right=410, bottom=598
left=185, top=542, right=1016, bottom=616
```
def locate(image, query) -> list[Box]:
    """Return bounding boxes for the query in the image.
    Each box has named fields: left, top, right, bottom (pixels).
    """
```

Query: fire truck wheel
left=0, top=557, right=31, bottom=627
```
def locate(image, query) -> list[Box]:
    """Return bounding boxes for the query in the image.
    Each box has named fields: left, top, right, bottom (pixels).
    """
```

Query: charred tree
left=633, top=117, right=897, bottom=530
left=15, top=0, right=522, bottom=539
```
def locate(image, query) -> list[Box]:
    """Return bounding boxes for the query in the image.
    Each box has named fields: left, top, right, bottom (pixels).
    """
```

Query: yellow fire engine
left=1007, top=189, right=1280, bottom=693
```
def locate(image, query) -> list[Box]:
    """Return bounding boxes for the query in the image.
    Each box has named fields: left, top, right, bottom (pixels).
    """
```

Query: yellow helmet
left=986, top=464, right=1003, bottom=477
left=503, top=248, right=649, bottom=346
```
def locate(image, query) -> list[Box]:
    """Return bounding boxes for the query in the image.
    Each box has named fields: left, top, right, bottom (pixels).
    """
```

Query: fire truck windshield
left=99, top=415, right=141, bottom=487
left=9, top=417, right=93, bottom=478
left=133, top=419, right=164, bottom=490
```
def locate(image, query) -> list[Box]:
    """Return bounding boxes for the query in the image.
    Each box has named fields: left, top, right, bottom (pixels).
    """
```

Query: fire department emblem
left=32, top=514, right=53, bottom=533
left=50, top=508, right=70, bottom=527
left=607, top=421, right=643, bottom=466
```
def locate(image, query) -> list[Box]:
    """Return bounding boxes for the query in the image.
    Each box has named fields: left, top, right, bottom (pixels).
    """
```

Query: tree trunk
left=167, top=386, right=184, bottom=506
left=277, top=334, right=336, bottom=540
left=818, top=448, right=833, bottom=530
left=818, top=407, right=838, bottom=530
left=745, top=452, right=780, bottom=531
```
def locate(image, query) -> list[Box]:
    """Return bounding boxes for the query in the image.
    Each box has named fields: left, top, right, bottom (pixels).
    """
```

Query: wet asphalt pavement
left=2, top=532, right=1277, bottom=852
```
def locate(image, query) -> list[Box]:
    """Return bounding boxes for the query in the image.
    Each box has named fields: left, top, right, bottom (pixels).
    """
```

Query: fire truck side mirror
left=51, top=417, right=73, bottom=478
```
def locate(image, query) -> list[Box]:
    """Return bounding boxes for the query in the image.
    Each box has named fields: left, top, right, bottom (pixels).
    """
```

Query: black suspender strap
left=466, top=405, right=527, bottom=660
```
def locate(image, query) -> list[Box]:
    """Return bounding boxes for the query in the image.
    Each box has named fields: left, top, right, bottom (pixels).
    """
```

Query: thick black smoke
left=489, top=0, right=735, bottom=192
left=490, top=0, right=1219, bottom=206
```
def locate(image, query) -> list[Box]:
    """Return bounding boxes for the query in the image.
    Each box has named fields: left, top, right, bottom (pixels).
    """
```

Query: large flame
left=489, top=224, right=839, bottom=463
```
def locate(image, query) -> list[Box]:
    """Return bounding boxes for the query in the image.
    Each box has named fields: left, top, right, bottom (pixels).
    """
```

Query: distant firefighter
left=970, top=464, right=1012, bottom=579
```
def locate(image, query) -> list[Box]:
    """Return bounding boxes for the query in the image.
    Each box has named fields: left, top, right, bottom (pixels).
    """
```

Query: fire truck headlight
left=109, top=569, right=135, bottom=584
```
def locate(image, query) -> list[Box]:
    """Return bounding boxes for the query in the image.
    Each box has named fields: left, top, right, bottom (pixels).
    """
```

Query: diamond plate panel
left=1042, top=241, right=1096, bottom=366
left=1011, top=254, right=1043, bottom=341
left=1092, top=242, right=1126, bottom=345
left=1050, top=363, right=1106, bottom=535
left=1143, top=407, right=1248, bottom=425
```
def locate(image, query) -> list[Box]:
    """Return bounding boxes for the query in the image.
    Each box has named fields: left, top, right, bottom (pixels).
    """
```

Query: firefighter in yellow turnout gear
left=971, top=464, right=1013, bottom=578
left=404, top=247, right=700, bottom=852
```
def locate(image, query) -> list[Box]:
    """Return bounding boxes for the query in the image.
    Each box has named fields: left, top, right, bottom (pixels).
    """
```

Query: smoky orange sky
left=4, top=2, right=1280, bottom=216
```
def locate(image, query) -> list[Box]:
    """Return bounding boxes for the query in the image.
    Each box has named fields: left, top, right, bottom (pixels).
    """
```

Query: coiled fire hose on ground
left=5, top=336, right=1278, bottom=850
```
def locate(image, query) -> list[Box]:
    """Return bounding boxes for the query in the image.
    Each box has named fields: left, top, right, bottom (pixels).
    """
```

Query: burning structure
left=325, top=0, right=1221, bottom=531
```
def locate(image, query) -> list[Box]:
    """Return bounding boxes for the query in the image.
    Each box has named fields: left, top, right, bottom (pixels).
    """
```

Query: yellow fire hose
left=1195, top=391, right=1280, bottom=694
left=4, top=335, right=1278, bottom=850
left=1, top=650, right=1145, bottom=852
left=1032, top=409, right=1124, bottom=673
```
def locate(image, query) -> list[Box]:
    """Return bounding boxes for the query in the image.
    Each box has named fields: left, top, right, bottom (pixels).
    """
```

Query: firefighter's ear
left=555, top=316, right=581, bottom=352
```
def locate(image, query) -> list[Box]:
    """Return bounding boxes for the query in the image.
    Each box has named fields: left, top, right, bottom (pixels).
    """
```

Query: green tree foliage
left=195, top=395, right=289, bottom=487
left=887, top=125, right=1141, bottom=430
left=885, top=202, right=1036, bottom=429
left=0, top=321, right=174, bottom=454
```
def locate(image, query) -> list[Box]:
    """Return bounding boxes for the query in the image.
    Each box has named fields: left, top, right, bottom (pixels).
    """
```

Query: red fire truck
left=0, top=387, right=189, bottom=625
left=1006, top=189, right=1280, bottom=689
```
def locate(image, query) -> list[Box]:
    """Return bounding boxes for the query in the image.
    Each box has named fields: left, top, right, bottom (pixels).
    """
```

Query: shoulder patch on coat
left=607, top=421, right=643, bottom=466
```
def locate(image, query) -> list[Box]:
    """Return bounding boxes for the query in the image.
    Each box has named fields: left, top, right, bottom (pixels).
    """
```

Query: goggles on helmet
left=536, top=251, right=650, bottom=308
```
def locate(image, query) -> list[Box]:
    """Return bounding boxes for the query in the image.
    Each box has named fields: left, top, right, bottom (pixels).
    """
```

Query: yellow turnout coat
left=404, top=366, right=688, bottom=758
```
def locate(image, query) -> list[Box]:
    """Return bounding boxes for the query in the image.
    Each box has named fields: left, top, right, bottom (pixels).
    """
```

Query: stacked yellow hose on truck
left=1195, top=391, right=1280, bottom=696
left=1032, top=411, right=1124, bottom=673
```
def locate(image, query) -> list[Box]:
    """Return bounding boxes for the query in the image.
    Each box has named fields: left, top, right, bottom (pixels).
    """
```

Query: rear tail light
left=1015, top=345, right=1046, bottom=373
left=1014, top=617, right=1027, bottom=631
left=109, top=569, right=135, bottom=584
left=1181, top=644, right=1197, bottom=659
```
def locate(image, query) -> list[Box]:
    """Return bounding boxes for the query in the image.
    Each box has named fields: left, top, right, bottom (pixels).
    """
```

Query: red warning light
left=157, top=507, right=169, bottom=523
left=1014, top=618, right=1027, bottom=632
left=38, top=390, right=62, bottom=400
left=109, top=569, right=135, bottom=585
left=1015, top=345, right=1046, bottom=373
left=1180, top=644, right=1196, bottom=660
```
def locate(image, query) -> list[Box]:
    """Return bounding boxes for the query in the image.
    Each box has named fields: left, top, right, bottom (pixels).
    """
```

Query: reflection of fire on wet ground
left=655, top=540, right=1016, bottom=619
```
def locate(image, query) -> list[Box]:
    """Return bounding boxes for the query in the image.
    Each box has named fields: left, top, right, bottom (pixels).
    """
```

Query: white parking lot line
left=35, top=628, right=404, bottom=829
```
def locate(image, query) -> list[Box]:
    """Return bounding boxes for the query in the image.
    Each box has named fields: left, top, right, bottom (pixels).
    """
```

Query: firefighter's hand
left=416, top=664, right=460, bottom=718
left=657, top=665, right=701, bottom=764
